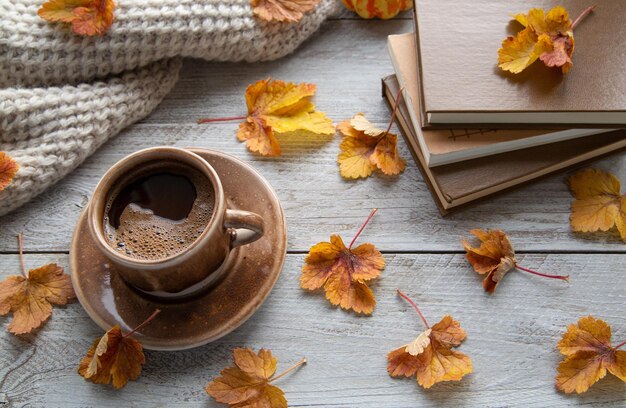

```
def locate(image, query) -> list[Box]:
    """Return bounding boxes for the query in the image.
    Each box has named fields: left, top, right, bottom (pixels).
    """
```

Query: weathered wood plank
left=1, top=253, right=625, bottom=407
left=1, top=19, right=624, bottom=253
left=142, top=20, right=415, bottom=124
left=0, top=121, right=624, bottom=253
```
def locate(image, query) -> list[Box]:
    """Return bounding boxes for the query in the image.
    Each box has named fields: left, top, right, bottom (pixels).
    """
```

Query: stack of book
left=384, top=0, right=626, bottom=215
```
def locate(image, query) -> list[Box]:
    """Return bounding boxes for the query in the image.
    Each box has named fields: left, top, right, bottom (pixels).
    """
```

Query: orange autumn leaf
left=251, top=0, right=321, bottom=23
left=498, top=6, right=595, bottom=74
left=0, top=152, right=19, bottom=192
left=300, top=209, right=384, bottom=314
left=0, top=235, right=75, bottom=335
left=78, top=310, right=160, bottom=389
left=556, top=316, right=626, bottom=394
left=568, top=168, right=626, bottom=243
left=462, top=229, right=517, bottom=293
left=199, top=78, right=334, bottom=156
left=38, top=0, right=115, bottom=36
left=337, top=113, right=405, bottom=179
left=388, top=290, right=472, bottom=388
left=462, top=229, right=569, bottom=293
left=206, top=348, right=306, bottom=408
left=341, top=0, right=413, bottom=20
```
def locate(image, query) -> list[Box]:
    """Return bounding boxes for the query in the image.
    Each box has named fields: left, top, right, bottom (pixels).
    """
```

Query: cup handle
left=224, top=209, right=265, bottom=248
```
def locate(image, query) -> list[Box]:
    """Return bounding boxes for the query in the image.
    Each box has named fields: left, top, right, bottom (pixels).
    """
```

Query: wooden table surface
left=1, top=14, right=625, bottom=408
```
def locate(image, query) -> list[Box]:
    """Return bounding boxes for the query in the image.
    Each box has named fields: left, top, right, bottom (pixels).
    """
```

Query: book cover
left=388, top=33, right=610, bottom=167
left=382, top=75, right=626, bottom=214
left=413, top=0, right=626, bottom=126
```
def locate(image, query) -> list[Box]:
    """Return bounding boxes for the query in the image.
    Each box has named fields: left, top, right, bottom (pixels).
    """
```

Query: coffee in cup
left=87, top=147, right=265, bottom=297
left=103, top=161, right=215, bottom=261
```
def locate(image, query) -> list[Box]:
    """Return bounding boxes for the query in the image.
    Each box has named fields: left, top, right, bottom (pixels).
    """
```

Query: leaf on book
left=499, top=6, right=594, bottom=74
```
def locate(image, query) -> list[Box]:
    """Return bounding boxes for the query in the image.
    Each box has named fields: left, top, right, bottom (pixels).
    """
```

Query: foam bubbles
left=103, top=167, right=214, bottom=261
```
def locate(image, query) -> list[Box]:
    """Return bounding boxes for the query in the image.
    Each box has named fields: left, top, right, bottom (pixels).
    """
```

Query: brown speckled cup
left=87, top=146, right=264, bottom=299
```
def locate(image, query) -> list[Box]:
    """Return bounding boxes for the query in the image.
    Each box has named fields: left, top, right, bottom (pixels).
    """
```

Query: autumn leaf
left=0, top=234, right=75, bottom=335
left=341, top=0, right=413, bottom=20
left=38, top=0, right=115, bottom=36
left=78, top=309, right=160, bottom=389
left=462, top=229, right=569, bottom=293
left=301, top=209, right=384, bottom=314
left=198, top=78, right=334, bottom=156
left=337, top=113, right=406, bottom=179
left=251, top=0, right=321, bottom=23
left=556, top=316, right=626, bottom=393
left=206, top=348, right=306, bottom=408
left=498, top=6, right=595, bottom=74
left=387, top=290, right=472, bottom=388
left=0, top=152, right=19, bottom=192
left=497, top=28, right=552, bottom=74
left=568, top=168, right=626, bottom=243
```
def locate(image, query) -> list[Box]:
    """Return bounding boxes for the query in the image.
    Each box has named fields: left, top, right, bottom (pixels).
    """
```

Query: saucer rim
left=70, top=148, right=287, bottom=351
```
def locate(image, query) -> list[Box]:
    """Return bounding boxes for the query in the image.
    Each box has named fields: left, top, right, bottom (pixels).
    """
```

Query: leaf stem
left=397, top=289, right=430, bottom=329
left=123, top=309, right=161, bottom=338
left=515, top=265, right=569, bottom=282
left=383, top=87, right=404, bottom=136
left=197, top=115, right=248, bottom=124
left=269, top=357, right=307, bottom=383
left=348, top=208, right=378, bottom=249
left=615, top=340, right=626, bottom=350
left=17, top=233, right=27, bottom=278
left=572, top=5, right=595, bottom=30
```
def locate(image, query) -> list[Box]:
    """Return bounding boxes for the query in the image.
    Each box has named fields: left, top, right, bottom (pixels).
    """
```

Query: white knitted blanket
left=0, top=0, right=339, bottom=216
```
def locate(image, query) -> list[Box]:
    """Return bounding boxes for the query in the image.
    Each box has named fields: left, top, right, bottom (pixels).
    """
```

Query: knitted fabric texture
left=0, top=0, right=339, bottom=215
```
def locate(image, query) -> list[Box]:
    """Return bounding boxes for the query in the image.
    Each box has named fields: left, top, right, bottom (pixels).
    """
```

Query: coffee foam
left=103, top=165, right=214, bottom=261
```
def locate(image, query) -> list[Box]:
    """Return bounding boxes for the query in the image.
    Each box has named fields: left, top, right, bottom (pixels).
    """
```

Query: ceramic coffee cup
left=87, top=146, right=264, bottom=298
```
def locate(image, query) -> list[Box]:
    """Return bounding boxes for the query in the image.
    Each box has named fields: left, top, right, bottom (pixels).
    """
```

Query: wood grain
left=1, top=16, right=625, bottom=408
left=1, top=253, right=624, bottom=407
left=0, top=20, right=624, bottom=253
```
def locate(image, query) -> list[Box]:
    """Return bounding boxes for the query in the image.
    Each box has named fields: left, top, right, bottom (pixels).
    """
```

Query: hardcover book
left=387, top=33, right=610, bottom=167
left=382, top=75, right=626, bottom=215
left=413, top=0, right=626, bottom=126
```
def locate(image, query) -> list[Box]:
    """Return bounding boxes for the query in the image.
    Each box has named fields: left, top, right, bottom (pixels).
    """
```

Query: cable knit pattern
left=0, top=0, right=339, bottom=87
left=0, top=0, right=338, bottom=215
left=0, top=59, right=182, bottom=216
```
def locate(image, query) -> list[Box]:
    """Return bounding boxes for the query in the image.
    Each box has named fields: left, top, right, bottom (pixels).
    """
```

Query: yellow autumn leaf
left=300, top=209, right=384, bottom=315
left=206, top=348, right=306, bottom=407
left=556, top=316, right=626, bottom=394
left=337, top=113, right=405, bottom=179
left=0, top=235, right=74, bottom=335
left=387, top=291, right=473, bottom=389
left=499, top=6, right=593, bottom=74
left=568, top=168, right=626, bottom=242
left=498, top=28, right=551, bottom=74
left=199, top=78, right=334, bottom=157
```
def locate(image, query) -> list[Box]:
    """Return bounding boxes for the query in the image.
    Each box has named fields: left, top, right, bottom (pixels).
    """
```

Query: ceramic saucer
left=70, top=149, right=287, bottom=351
